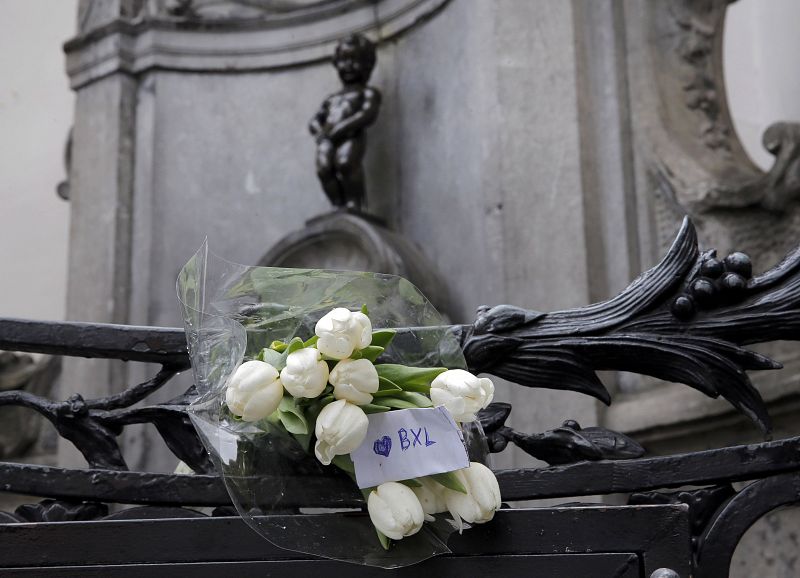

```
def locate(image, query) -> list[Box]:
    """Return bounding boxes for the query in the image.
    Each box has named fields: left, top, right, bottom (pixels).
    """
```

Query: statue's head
left=333, top=34, right=377, bottom=85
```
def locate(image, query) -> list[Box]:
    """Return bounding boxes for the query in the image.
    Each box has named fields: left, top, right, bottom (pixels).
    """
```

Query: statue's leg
left=335, top=136, right=367, bottom=210
left=316, top=139, right=344, bottom=206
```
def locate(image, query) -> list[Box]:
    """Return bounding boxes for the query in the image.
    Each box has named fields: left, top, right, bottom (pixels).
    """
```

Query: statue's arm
left=328, top=88, right=381, bottom=141
left=308, top=100, right=330, bottom=137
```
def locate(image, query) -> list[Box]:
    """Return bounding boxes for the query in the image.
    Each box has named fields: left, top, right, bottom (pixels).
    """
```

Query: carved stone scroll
left=67, top=0, right=450, bottom=88
left=627, top=0, right=800, bottom=216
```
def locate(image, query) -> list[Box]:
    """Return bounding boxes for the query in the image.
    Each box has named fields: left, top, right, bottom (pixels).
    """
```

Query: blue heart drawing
left=373, top=435, right=392, bottom=458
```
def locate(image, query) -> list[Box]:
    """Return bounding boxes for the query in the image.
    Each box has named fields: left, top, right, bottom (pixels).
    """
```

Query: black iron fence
left=2, top=218, right=800, bottom=576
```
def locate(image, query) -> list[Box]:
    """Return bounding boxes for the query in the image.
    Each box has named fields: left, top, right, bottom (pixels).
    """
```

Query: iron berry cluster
left=671, top=251, right=752, bottom=320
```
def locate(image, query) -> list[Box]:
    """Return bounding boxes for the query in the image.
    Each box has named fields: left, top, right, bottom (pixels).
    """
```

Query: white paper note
left=351, top=406, right=469, bottom=489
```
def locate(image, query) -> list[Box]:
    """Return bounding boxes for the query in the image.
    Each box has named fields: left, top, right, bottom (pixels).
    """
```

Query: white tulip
left=412, top=477, right=448, bottom=521
left=430, top=369, right=495, bottom=422
left=225, top=360, right=283, bottom=422
left=314, top=399, right=369, bottom=465
left=314, top=307, right=372, bottom=359
left=444, top=462, right=501, bottom=530
left=367, top=482, right=425, bottom=541
left=330, top=358, right=380, bottom=405
left=280, top=347, right=329, bottom=399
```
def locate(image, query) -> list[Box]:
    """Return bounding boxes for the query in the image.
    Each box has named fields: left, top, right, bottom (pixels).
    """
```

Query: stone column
left=59, top=1, right=139, bottom=467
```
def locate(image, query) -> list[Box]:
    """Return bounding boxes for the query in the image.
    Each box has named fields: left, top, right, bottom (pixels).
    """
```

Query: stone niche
left=259, top=211, right=452, bottom=320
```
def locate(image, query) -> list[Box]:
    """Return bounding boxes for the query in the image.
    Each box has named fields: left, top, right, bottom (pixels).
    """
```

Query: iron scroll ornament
left=462, top=217, right=800, bottom=435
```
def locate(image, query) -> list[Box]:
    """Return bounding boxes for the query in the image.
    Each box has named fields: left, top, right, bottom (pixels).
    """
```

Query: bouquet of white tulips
left=177, top=244, right=501, bottom=568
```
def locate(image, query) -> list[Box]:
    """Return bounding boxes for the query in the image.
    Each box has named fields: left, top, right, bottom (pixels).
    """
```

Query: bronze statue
left=310, top=34, right=382, bottom=211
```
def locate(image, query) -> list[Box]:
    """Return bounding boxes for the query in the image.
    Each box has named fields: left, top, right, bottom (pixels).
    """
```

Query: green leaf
left=260, top=410, right=281, bottom=428
left=362, top=403, right=392, bottom=414
left=377, top=396, right=418, bottom=410
left=397, top=478, right=422, bottom=488
left=331, top=454, right=355, bottom=474
left=376, top=529, right=391, bottom=550
left=278, top=396, right=309, bottom=435
left=375, top=364, right=447, bottom=391
left=272, top=337, right=307, bottom=371
left=370, top=329, right=397, bottom=348
left=286, top=337, right=305, bottom=355
left=371, top=376, right=402, bottom=397
left=359, top=346, right=385, bottom=362
left=362, top=500, right=391, bottom=551
left=292, top=432, right=312, bottom=452
left=394, top=381, right=432, bottom=394
left=371, top=386, right=433, bottom=406
left=269, top=340, right=288, bottom=352
left=258, top=348, right=284, bottom=368
left=395, top=391, right=433, bottom=408
left=303, top=335, right=319, bottom=347
left=430, top=471, right=467, bottom=494
left=371, top=391, right=398, bottom=398
left=361, top=304, right=369, bottom=316
left=378, top=376, right=401, bottom=391
left=279, top=413, right=307, bottom=435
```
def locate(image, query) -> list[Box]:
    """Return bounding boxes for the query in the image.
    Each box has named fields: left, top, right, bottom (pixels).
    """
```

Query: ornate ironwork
left=479, top=402, right=644, bottom=465
left=630, top=485, right=735, bottom=550
left=463, top=217, right=800, bottom=434
left=2, top=217, right=800, bottom=576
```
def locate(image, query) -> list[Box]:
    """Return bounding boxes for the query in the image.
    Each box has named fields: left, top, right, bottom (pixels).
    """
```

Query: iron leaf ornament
left=463, top=217, right=800, bottom=435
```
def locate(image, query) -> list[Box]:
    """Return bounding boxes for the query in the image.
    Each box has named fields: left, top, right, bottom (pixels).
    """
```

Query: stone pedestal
left=260, top=210, right=452, bottom=318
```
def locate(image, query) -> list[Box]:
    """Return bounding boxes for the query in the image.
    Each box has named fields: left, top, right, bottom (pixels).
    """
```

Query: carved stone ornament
left=67, top=0, right=450, bottom=88
left=625, top=0, right=800, bottom=275
left=628, top=0, right=800, bottom=215
left=145, top=0, right=344, bottom=20
left=0, top=352, right=59, bottom=459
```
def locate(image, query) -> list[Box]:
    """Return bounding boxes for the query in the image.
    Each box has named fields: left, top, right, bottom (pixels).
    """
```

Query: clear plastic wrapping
left=177, top=243, right=489, bottom=567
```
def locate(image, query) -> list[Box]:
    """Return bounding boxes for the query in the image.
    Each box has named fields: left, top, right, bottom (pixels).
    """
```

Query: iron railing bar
left=3, top=435, right=800, bottom=506
left=0, top=318, right=190, bottom=368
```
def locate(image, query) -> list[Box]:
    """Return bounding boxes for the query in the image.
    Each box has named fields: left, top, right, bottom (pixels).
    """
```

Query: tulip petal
left=368, top=482, right=425, bottom=541
left=226, top=361, right=283, bottom=421
left=313, top=400, right=369, bottom=464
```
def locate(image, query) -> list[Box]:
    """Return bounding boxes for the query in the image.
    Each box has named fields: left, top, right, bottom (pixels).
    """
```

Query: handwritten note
left=351, top=406, right=469, bottom=489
